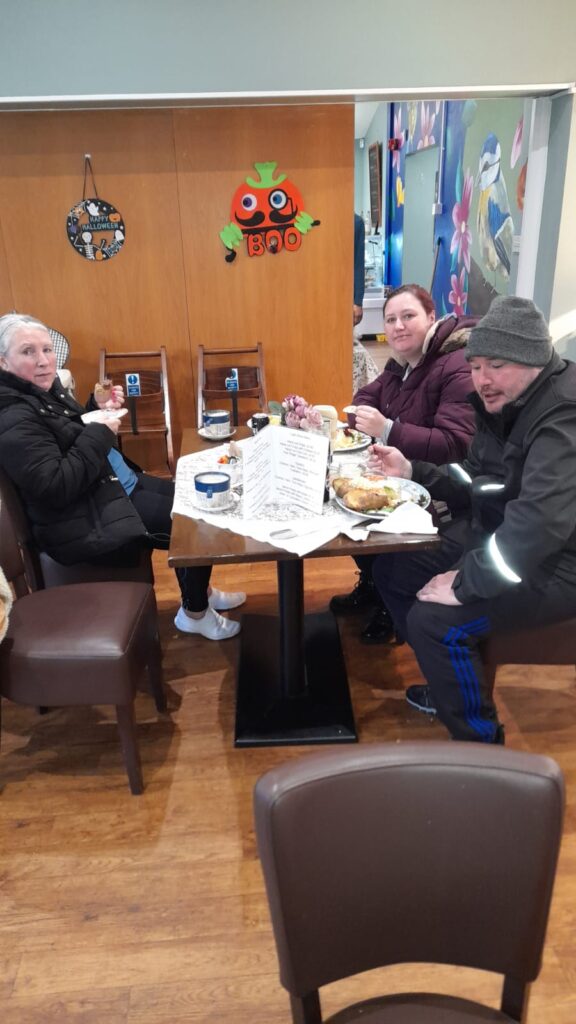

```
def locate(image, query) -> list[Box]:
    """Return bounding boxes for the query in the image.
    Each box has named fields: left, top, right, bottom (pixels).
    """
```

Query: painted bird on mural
left=476, top=133, right=514, bottom=278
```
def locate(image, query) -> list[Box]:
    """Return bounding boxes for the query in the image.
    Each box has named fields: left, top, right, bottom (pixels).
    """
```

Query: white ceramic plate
left=81, top=408, right=129, bottom=424
left=333, top=428, right=371, bottom=453
left=333, top=476, right=431, bottom=520
left=198, top=426, right=237, bottom=441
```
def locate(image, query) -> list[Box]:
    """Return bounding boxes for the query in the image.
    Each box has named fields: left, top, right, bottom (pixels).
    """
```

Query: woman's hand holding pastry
left=94, top=381, right=125, bottom=410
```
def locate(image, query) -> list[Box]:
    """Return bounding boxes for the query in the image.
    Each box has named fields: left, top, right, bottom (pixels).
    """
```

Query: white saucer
left=81, top=408, right=129, bottom=423
left=198, top=426, right=237, bottom=441
left=193, top=491, right=240, bottom=514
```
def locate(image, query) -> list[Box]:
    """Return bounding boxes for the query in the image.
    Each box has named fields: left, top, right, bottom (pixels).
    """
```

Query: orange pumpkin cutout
left=220, top=161, right=319, bottom=261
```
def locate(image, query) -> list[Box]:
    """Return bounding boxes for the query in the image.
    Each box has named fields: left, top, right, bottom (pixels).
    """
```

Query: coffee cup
left=194, top=471, right=232, bottom=511
left=249, top=413, right=270, bottom=434
left=342, top=405, right=357, bottom=429
left=203, top=409, right=231, bottom=437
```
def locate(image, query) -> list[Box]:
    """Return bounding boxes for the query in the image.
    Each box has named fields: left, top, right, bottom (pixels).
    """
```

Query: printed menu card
left=242, top=427, right=329, bottom=517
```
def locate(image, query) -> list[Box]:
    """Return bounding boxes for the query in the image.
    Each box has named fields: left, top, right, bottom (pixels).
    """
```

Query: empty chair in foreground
left=254, top=742, right=564, bottom=1023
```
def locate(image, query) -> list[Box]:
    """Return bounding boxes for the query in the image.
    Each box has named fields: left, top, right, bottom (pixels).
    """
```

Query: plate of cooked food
left=333, top=427, right=371, bottom=453
left=332, top=474, right=431, bottom=519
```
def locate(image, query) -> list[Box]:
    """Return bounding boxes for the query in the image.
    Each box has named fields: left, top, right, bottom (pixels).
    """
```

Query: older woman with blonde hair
left=0, top=313, right=244, bottom=640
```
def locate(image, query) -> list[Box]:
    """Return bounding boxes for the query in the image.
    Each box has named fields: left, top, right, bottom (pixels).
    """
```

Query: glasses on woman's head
left=384, top=311, right=418, bottom=328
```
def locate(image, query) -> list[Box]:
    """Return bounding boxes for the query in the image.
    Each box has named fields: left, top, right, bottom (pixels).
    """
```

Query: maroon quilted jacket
left=353, top=315, right=477, bottom=463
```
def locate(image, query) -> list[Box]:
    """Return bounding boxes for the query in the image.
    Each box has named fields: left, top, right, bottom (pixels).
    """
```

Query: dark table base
left=235, top=612, right=357, bottom=747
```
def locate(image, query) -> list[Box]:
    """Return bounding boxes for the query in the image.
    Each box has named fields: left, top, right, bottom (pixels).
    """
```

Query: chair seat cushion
left=326, top=992, right=513, bottom=1023
left=484, top=617, right=576, bottom=665
left=0, top=582, right=156, bottom=705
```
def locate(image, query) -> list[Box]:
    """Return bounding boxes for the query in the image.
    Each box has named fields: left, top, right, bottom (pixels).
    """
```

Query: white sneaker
left=174, top=605, right=241, bottom=640
left=208, top=587, right=246, bottom=612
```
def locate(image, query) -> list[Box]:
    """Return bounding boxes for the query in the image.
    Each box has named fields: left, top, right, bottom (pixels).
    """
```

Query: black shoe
left=330, top=572, right=377, bottom=614
left=405, top=684, right=437, bottom=716
left=493, top=723, right=506, bottom=745
left=360, top=607, right=403, bottom=645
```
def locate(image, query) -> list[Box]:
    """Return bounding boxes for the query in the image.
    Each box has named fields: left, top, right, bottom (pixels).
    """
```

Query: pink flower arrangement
left=281, top=394, right=323, bottom=431
left=449, top=269, right=468, bottom=315
left=417, top=103, right=436, bottom=149
left=450, top=169, right=473, bottom=273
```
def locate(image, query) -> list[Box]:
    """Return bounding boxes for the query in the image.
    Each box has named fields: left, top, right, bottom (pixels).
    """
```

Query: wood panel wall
left=0, top=105, right=353, bottom=456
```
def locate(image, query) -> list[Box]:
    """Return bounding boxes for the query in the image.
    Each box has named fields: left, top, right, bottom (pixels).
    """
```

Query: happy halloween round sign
left=66, top=197, right=125, bottom=261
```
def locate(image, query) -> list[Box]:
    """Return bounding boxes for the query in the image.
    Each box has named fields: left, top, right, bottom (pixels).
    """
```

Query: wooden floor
left=1, top=552, right=575, bottom=1022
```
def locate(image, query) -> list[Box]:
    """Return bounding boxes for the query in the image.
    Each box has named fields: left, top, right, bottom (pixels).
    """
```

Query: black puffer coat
left=411, top=351, right=576, bottom=603
left=0, top=369, right=147, bottom=564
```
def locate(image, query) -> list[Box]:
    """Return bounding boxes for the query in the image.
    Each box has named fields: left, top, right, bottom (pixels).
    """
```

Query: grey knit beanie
left=466, top=295, right=553, bottom=366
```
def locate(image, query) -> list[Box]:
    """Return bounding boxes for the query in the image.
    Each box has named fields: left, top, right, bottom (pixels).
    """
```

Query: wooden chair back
left=99, top=348, right=174, bottom=475
left=0, top=467, right=44, bottom=596
left=197, top=343, right=267, bottom=427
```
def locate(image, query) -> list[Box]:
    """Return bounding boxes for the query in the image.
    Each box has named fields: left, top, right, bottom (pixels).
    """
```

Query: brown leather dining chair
left=0, top=466, right=154, bottom=590
left=0, top=486, right=166, bottom=795
left=481, top=620, right=576, bottom=700
left=197, top=343, right=267, bottom=427
left=254, top=742, right=564, bottom=1023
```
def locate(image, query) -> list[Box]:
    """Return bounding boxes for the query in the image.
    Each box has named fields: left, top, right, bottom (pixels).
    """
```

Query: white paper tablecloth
left=172, top=443, right=437, bottom=556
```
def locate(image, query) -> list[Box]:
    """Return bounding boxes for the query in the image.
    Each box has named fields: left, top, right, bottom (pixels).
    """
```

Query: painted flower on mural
left=450, top=168, right=473, bottom=273
left=449, top=269, right=468, bottom=315
left=511, top=117, right=523, bottom=169
left=392, top=110, right=404, bottom=172
left=407, top=102, right=418, bottom=143
left=396, top=175, right=405, bottom=207
left=417, top=103, right=436, bottom=149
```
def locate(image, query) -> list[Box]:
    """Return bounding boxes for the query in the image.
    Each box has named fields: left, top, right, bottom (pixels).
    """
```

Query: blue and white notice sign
left=125, top=372, right=141, bottom=397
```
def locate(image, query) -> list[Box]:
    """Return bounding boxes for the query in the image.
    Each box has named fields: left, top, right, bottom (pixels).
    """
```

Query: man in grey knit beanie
left=366, top=291, right=576, bottom=745
left=466, top=295, right=553, bottom=367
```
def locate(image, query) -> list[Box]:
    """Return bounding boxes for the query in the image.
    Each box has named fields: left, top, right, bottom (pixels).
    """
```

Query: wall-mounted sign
left=66, top=156, right=125, bottom=262
left=66, top=197, right=125, bottom=261
left=125, top=372, right=141, bottom=397
left=219, top=161, right=320, bottom=262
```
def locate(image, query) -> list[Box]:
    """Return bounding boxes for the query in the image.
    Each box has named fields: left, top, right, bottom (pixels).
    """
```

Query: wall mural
left=386, top=99, right=526, bottom=316
left=219, top=161, right=320, bottom=263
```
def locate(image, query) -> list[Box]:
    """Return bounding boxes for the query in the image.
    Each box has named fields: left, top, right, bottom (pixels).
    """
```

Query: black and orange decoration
left=219, top=161, right=320, bottom=262
left=66, top=155, right=125, bottom=262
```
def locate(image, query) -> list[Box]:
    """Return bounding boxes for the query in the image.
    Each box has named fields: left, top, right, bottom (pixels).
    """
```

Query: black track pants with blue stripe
left=372, top=531, right=576, bottom=743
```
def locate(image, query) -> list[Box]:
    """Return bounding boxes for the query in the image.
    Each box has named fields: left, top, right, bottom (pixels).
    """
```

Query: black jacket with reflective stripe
left=412, top=352, right=576, bottom=603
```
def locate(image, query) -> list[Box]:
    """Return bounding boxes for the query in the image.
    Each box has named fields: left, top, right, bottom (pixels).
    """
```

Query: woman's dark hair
left=383, top=284, right=435, bottom=318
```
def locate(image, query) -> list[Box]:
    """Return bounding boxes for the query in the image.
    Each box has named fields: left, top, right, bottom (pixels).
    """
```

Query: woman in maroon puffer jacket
left=331, top=284, right=477, bottom=642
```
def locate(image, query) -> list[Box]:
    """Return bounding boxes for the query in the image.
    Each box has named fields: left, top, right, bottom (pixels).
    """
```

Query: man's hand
left=355, top=405, right=388, bottom=438
left=417, top=570, right=462, bottom=606
left=353, top=304, right=363, bottom=326
left=366, top=444, right=412, bottom=479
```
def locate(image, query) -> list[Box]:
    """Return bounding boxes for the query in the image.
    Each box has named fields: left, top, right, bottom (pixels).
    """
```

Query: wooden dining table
left=169, top=427, right=440, bottom=747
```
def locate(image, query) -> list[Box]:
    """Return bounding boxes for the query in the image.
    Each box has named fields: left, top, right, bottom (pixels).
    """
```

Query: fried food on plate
left=332, top=477, right=357, bottom=498
left=344, top=487, right=399, bottom=513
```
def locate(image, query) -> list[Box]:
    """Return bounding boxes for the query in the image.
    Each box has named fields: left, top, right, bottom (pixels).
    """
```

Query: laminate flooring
left=1, top=553, right=575, bottom=1022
